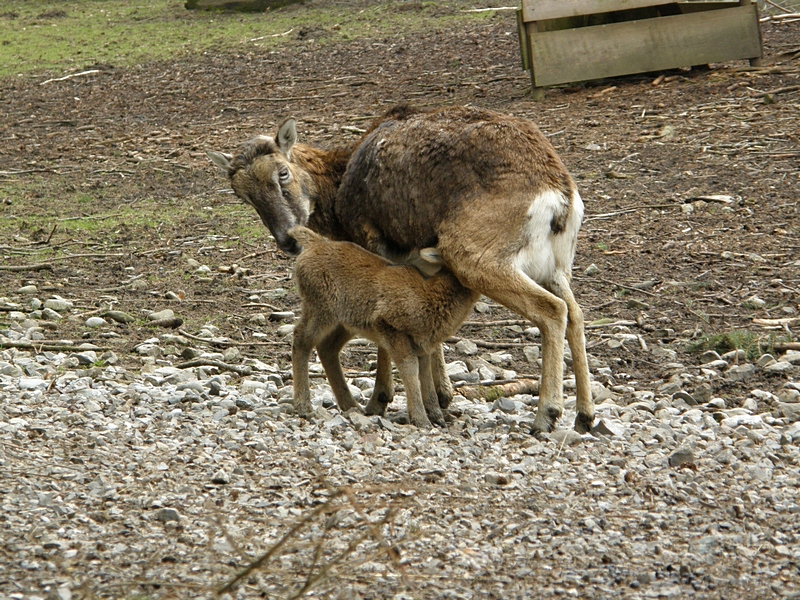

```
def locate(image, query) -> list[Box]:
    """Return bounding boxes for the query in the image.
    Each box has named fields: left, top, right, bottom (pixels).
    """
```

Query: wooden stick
left=0, top=263, right=53, bottom=272
left=0, top=340, right=108, bottom=352
left=751, top=85, right=800, bottom=98
left=41, top=69, right=100, bottom=85
left=774, top=343, right=800, bottom=352
left=173, top=358, right=252, bottom=376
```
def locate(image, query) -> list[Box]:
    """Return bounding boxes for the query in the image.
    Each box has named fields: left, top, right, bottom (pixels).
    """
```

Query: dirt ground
left=1, top=3, right=800, bottom=599
left=2, top=3, right=798, bottom=404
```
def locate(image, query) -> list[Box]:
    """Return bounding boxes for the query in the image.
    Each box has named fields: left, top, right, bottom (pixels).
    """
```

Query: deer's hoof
left=530, top=406, right=561, bottom=434
left=574, top=411, right=595, bottom=434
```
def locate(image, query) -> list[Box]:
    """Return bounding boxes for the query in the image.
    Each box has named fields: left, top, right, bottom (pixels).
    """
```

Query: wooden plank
left=678, top=1, right=740, bottom=13
left=529, top=5, right=761, bottom=87
left=517, top=9, right=531, bottom=71
left=522, top=0, right=673, bottom=22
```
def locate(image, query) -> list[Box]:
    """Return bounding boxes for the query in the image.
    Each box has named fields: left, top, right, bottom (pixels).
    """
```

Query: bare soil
left=2, top=5, right=798, bottom=401
left=1, top=4, right=800, bottom=599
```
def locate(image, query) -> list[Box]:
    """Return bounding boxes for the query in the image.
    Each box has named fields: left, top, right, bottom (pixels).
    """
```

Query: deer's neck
left=292, top=144, right=353, bottom=240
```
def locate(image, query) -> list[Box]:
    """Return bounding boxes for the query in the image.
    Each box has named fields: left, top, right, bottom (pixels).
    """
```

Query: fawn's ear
left=276, top=118, right=297, bottom=159
left=206, top=151, right=233, bottom=172
left=410, top=248, right=444, bottom=277
left=419, top=247, right=443, bottom=265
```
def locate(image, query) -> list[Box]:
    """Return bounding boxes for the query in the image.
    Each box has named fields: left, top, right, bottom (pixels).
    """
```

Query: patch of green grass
left=0, top=1, right=495, bottom=78
left=685, top=329, right=788, bottom=361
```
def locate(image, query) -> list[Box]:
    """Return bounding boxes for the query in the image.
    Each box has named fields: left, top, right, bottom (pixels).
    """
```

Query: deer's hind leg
left=439, top=227, right=569, bottom=433
left=549, top=274, right=594, bottom=433
left=452, top=265, right=568, bottom=433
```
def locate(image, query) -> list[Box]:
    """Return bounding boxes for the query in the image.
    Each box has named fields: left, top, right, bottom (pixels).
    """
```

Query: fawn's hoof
left=364, top=391, right=391, bottom=417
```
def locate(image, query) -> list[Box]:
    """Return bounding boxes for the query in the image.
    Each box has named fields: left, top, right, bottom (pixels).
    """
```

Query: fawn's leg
left=364, top=347, right=395, bottom=416
left=315, top=325, right=362, bottom=413
left=292, top=318, right=318, bottom=418
left=419, top=352, right=446, bottom=426
left=430, top=344, right=454, bottom=410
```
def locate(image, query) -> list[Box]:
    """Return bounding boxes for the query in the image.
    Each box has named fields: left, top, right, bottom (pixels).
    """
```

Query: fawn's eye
left=278, top=167, right=291, bottom=183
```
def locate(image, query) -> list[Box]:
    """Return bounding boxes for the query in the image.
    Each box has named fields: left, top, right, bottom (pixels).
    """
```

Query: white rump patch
left=513, top=188, right=584, bottom=285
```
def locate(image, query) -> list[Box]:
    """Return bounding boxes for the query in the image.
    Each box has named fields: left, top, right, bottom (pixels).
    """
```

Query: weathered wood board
left=522, top=0, right=681, bottom=22
left=528, top=5, right=761, bottom=87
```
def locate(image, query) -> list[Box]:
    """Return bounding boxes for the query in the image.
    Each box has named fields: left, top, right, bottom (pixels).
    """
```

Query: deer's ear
left=206, top=151, right=233, bottom=172
left=277, top=118, right=297, bottom=159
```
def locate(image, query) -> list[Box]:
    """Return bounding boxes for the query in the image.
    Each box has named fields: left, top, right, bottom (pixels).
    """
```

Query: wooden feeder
left=517, top=0, right=763, bottom=97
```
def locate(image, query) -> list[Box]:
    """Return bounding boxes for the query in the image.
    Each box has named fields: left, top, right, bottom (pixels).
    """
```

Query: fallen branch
left=457, top=378, right=539, bottom=401
left=177, top=328, right=285, bottom=347
left=0, top=340, right=108, bottom=352
left=774, top=343, right=800, bottom=352
left=0, top=169, right=56, bottom=177
left=173, top=358, right=252, bottom=376
left=751, top=85, right=800, bottom=98
left=41, top=69, right=100, bottom=85
left=460, top=6, right=517, bottom=11
left=753, top=317, right=799, bottom=327
left=446, top=336, right=526, bottom=349
left=0, top=263, right=53, bottom=272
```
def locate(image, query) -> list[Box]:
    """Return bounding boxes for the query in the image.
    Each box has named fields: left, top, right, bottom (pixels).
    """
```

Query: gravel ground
left=2, top=311, right=800, bottom=599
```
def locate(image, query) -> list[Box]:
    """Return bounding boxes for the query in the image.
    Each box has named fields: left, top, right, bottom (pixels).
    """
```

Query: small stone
left=484, top=473, right=509, bottom=485
left=349, top=412, right=375, bottom=432
left=155, top=508, right=181, bottom=523
left=584, top=263, right=600, bottom=276
left=765, top=361, right=796, bottom=374
left=591, top=418, right=625, bottom=437
left=85, top=316, right=107, bottom=328
left=104, top=310, right=135, bottom=324
left=42, top=307, right=63, bottom=321
left=211, top=469, right=230, bottom=484
left=148, top=309, right=175, bottom=321
left=455, top=339, right=479, bottom=355
left=668, top=447, right=695, bottom=468
left=276, top=324, right=295, bottom=337
left=672, top=391, right=697, bottom=406
left=44, top=297, right=73, bottom=311
left=756, top=354, right=776, bottom=367
left=778, top=403, right=800, bottom=423
left=249, top=313, right=267, bottom=326
left=19, top=378, right=48, bottom=390
left=626, top=298, right=650, bottom=310
left=17, top=285, right=38, bottom=295
left=269, top=311, right=295, bottom=321
left=72, top=351, right=97, bottom=365
left=549, top=430, right=583, bottom=446
left=726, top=364, right=756, bottom=382
left=492, top=397, right=517, bottom=414
left=707, top=398, right=726, bottom=409
left=722, top=349, right=747, bottom=362
left=523, top=345, right=540, bottom=363
left=699, top=350, right=721, bottom=364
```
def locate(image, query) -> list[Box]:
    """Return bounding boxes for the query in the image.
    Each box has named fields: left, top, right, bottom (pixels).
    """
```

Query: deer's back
left=335, top=106, right=575, bottom=252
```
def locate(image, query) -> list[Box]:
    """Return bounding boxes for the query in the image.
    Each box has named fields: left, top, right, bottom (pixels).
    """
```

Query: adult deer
left=208, top=105, right=594, bottom=433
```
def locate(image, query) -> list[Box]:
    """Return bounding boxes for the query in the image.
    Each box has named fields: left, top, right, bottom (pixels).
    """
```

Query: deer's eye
left=278, top=167, right=291, bottom=183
